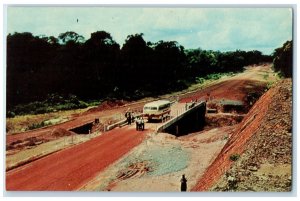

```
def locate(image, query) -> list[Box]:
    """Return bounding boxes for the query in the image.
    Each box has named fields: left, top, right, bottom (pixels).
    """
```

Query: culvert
left=158, top=102, right=206, bottom=137
left=69, top=122, right=93, bottom=134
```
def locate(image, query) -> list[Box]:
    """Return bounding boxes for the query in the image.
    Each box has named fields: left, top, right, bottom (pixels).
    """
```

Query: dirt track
left=6, top=126, right=147, bottom=190
left=179, top=66, right=267, bottom=103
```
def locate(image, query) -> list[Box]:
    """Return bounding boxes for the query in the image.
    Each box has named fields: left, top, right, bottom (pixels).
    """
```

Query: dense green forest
left=7, top=31, right=291, bottom=116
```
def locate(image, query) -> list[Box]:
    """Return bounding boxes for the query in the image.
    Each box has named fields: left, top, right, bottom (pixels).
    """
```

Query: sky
left=6, top=6, right=293, bottom=55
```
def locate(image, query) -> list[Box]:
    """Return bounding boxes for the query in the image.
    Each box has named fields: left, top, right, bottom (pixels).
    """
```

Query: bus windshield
left=158, top=104, right=170, bottom=110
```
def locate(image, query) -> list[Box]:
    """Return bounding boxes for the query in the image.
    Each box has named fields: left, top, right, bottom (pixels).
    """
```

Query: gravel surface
left=123, top=144, right=189, bottom=176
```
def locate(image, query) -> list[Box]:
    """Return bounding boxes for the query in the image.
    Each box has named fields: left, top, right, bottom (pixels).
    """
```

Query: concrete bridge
left=157, top=101, right=206, bottom=136
left=67, top=101, right=206, bottom=137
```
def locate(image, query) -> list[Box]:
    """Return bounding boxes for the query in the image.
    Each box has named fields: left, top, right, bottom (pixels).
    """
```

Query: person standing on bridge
left=180, top=174, right=187, bottom=192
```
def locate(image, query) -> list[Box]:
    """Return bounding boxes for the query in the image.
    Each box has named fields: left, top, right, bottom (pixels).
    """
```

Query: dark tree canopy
left=6, top=31, right=274, bottom=114
left=58, top=31, right=85, bottom=44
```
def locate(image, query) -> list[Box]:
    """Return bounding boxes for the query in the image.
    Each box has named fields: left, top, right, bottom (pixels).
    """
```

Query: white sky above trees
left=7, top=7, right=292, bottom=54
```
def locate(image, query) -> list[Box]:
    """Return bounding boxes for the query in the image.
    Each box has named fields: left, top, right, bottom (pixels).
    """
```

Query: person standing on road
left=136, top=117, right=140, bottom=130
left=128, top=112, right=131, bottom=125
left=140, top=117, right=145, bottom=131
left=127, top=112, right=132, bottom=125
left=180, top=174, right=187, bottom=192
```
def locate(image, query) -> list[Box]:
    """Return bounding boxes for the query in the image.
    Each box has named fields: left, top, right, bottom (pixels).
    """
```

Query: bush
left=266, top=81, right=274, bottom=90
left=263, top=73, right=269, bottom=80
left=229, top=154, right=240, bottom=161
left=27, top=122, right=45, bottom=130
left=7, top=111, right=15, bottom=118
left=8, top=94, right=89, bottom=116
left=195, top=72, right=233, bottom=85
left=195, top=77, right=205, bottom=84
left=26, top=121, right=52, bottom=131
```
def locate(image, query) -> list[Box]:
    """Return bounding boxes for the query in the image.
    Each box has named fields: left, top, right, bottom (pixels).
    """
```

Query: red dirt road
left=179, top=67, right=265, bottom=103
left=6, top=126, right=147, bottom=191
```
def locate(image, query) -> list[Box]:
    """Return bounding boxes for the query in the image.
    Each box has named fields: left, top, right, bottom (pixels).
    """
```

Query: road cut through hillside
left=192, top=78, right=292, bottom=191
left=6, top=64, right=277, bottom=191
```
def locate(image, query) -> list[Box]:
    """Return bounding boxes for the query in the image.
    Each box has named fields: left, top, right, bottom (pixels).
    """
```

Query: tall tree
left=152, top=40, right=187, bottom=92
left=82, top=31, right=120, bottom=97
left=120, top=33, right=153, bottom=94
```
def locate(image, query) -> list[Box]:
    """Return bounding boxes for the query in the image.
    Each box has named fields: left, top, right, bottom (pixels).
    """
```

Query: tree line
left=7, top=31, right=274, bottom=113
left=272, top=40, right=292, bottom=78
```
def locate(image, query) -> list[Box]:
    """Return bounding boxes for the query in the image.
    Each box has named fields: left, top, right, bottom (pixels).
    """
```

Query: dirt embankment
left=192, top=78, right=292, bottom=191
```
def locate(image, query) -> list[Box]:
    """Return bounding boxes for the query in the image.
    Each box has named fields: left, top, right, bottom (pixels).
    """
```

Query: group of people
left=135, top=116, right=145, bottom=131
left=125, top=110, right=145, bottom=131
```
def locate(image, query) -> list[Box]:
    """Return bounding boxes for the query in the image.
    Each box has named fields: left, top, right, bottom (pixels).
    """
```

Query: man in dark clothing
left=180, top=174, right=187, bottom=191
left=125, top=112, right=131, bottom=125
left=140, top=117, right=145, bottom=131
left=128, top=112, right=131, bottom=125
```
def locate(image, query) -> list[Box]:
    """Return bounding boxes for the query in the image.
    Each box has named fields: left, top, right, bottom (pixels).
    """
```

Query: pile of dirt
left=85, top=100, right=128, bottom=114
left=100, top=100, right=128, bottom=109
left=205, top=113, right=245, bottom=128
left=192, top=78, right=292, bottom=192
left=6, top=136, right=49, bottom=152
left=207, top=99, right=245, bottom=114
left=51, top=127, right=74, bottom=137
left=106, top=161, right=152, bottom=191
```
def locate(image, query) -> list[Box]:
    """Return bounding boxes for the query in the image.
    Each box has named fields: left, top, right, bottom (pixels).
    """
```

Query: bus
left=143, top=100, right=171, bottom=121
